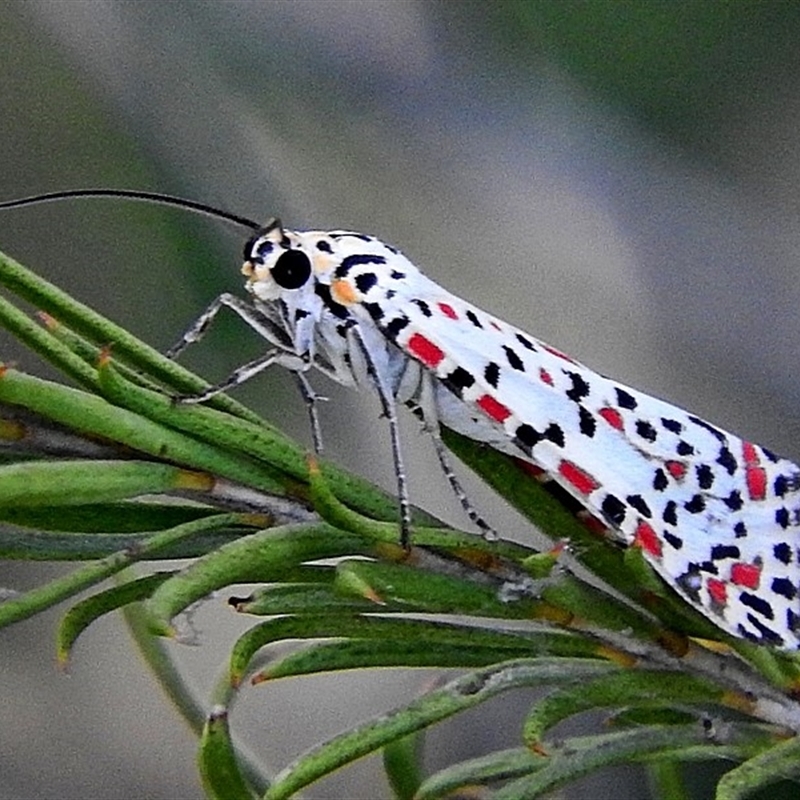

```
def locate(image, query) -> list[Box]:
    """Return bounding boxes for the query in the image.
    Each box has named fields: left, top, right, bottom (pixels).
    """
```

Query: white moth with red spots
left=202, top=218, right=799, bottom=651
left=0, top=191, right=796, bottom=649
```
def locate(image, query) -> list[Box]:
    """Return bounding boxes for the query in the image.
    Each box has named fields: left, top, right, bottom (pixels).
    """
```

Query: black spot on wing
left=601, top=494, right=626, bottom=525
left=635, top=420, right=657, bottom=442
left=723, top=491, right=743, bottom=511
left=412, top=299, right=432, bottom=317
left=515, top=424, right=540, bottom=450
left=742, top=614, right=783, bottom=645
left=716, top=447, right=737, bottom=476
left=315, top=283, right=349, bottom=319
left=516, top=333, right=536, bottom=351
left=789, top=608, right=800, bottom=634
left=664, top=531, right=682, bottom=550
left=688, top=415, right=726, bottom=443
left=762, top=447, right=779, bottom=462
left=384, top=315, right=410, bottom=339
left=615, top=388, right=637, bottom=410
left=696, top=464, right=714, bottom=489
left=545, top=423, right=565, bottom=447
left=774, top=542, right=793, bottom=565
left=710, top=544, right=739, bottom=560
left=446, top=367, right=475, bottom=397
left=503, top=345, right=524, bottom=371
left=466, top=310, right=483, bottom=328
left=331, top=232, right=373, bottom=243
left=774, top=473, right=800, bottom=497
left=355, top=272, right=378, bottom=293
left=626, top=494, right=652, bottom=518
left=334, top=253, right=387, bottom=277
left=578, top=406, right=596, bottom=437
left=684, top=494, right=705, bottom=514
left=484, top=362, right=500, bottom=388
left=517, top=422, right=565, bottom=449
left=740, top=592, right=774, bottom=620
left=363, top=302, right=384, bottom=321
left=771, top=577, right=796, bottom=600
left=565, top=371, right=590, bottom=403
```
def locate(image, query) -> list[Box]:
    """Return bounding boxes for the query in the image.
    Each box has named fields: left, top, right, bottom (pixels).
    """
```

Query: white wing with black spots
left=242, top=224, right=800, bottom=648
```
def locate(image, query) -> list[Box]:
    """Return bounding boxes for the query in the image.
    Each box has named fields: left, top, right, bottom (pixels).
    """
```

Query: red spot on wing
left=490, top=320, right=503, bottom=332
left=742, top=442, right=766, bottom=500
left=543, top=344, right=575, bottom=364
left=477, top=394, right=512, bottom=423
left=516, top=459, right=546, bottom=480
left=731, top=561, right=761, bottom=589
left=408, top=333, right=445, bottom=368
left=598, top=407, right=624, bottom=430
left=558, top=460, right=599, bottom=496
left=665, top=461, right=687, bottom=480
left=438, top=302, right=458, bottom=320
left=742, top=441, right=758, bottom=464
left=633, top=521, right=662, bottom=558
left=746, top=467, right=767, bottom=501
left=707, top=578, right=727, bottom=606
left=578, top=511, right=610, bottom=537
left=539, top=368, right=553, bottom=386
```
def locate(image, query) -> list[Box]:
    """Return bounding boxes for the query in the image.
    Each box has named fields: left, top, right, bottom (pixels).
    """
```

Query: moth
left=2, top=189, right=798, bottom=648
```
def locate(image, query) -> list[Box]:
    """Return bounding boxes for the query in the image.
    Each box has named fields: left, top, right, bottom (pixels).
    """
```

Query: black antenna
left=0, top=189, right=260, bottom=232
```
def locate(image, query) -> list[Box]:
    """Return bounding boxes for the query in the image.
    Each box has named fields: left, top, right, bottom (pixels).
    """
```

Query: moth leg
left=168, top=293, right=328, bottom=451
left=407, top=378, right=498, bottom=540
left=176, top=349, right=309, bottom=404
left=273, top=301, right=327, bottom=455
left=351, top=328, right=412, bottom=548
left=166, top=293, right=291, bottom=359
left=293, top=371, right=326, bottom=455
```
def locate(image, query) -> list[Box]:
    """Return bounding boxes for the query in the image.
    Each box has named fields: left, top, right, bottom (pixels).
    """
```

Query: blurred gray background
left=2, top=1, right=800, bottom=798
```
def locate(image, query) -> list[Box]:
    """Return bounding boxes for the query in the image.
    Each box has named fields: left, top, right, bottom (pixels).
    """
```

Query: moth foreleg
left=175, top=349, right=310, bottom=404
left=166, top=293, right=291, bottom=359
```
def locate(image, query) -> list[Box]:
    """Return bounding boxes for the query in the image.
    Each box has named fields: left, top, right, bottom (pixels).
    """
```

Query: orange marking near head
left=331, top=278, right=359, bottom=306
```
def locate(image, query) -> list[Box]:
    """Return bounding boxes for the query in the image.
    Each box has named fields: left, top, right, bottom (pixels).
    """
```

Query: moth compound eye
left=272, top=250, right=312, bottom=290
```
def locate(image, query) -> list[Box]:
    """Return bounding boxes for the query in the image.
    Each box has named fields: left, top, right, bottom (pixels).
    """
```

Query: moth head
left=241, top=218, right=318, bottom=301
